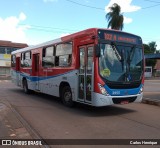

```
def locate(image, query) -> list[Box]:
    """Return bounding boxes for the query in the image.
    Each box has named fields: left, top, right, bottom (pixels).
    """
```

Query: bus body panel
left=13, top=69, right=78, bottom=98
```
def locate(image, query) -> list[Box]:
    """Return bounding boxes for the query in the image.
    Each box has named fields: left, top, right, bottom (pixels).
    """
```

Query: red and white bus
left=11, top=28, right=144, bottom=107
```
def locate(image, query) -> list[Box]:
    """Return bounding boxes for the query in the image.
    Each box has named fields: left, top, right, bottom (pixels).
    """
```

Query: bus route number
left=105, top=33, right=113, bottom=40
left=104, top=33, right=117, bottom=41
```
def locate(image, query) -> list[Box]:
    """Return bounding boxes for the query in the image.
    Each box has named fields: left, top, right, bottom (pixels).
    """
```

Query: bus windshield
left=99, top=43, right=143, bottom=83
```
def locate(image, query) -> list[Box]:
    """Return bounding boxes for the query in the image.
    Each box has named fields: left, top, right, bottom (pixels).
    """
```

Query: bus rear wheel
left=61, top=86, right=74, bottom=107
left=23, top=79, right=30, bottom=94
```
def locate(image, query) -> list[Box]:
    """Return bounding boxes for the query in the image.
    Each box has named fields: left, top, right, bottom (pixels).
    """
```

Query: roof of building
left=145, top=53, right=160, bottom=59
left=0, top=40, right=28, bottom=48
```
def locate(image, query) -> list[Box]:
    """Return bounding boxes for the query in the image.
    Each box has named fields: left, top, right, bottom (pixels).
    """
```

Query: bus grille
left=107, top=82, right=141, bottom=89
left=112, top=96, right=137, bottom=104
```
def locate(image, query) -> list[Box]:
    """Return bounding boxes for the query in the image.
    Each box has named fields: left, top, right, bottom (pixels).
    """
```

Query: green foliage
left=106, top=3, right=124, bottom=30
left=148, top=41, right=157, bottom=53
left=143, top=44, right=151, bottom=54
left=144, top=42, right=157, bottom=68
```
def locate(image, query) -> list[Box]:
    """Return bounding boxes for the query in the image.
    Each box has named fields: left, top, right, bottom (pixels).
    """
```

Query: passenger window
left=11, top=55, right=16, bottom=67
left=21, top=51, right=32, bottom=67
left=55, top=42, right=72, bottom=67
left=42, top=46, right=55, bottom=67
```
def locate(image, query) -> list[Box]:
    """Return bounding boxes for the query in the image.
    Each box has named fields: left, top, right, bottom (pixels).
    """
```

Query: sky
left=0, top=0, right=160, bottom=50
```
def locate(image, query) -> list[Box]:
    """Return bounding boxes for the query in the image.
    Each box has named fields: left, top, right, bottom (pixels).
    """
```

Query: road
left=144, top=79, right=160, bottom=101
left=0, top=80, right=160, bottom=148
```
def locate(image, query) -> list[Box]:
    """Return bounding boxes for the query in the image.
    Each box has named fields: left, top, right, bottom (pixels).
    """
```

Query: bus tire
left=61, top=86, right=74, bottom=107
left=23, top=79, right=30, bottom=94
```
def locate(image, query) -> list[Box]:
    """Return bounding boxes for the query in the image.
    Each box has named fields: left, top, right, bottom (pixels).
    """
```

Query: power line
left=19, top=24, right=78, bottom=31
left=143, top=0, right=160, bottom=3
left=65, top=0, right=160, bottom=10
left=18, top=24, right=79, bottom=33
left=15, top=1, right=160, bottom=34
left=65, top=0, right=104, bottom=10
left=142, top=3, right=160, bottom=9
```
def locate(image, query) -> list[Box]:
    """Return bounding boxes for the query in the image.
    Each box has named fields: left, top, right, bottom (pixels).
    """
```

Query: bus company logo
left=2, top=140, right=11, bottom=145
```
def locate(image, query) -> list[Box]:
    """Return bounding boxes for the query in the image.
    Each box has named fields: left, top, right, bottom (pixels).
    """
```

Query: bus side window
left=23, top=51, right=32, bottom=67
left=11, top=55, right=16, bottom=67
left=68, top=54, right=72, bottom=65
left=21, top=53, right=24, bottom=67
left=55, top=56, right=59, bottom=66
left=42, top=46, right=55, bottom=67
left=55, top=42, right=72, bottom=67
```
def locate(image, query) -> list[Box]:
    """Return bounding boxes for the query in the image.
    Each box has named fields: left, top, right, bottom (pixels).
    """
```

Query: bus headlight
left=139, top=86, right=143, bottom=94
left=98, top=83, right=110, bottom=96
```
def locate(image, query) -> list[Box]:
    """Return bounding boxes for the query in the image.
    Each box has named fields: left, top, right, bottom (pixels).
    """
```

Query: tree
left=148, top=41, right=157, bottom=53
left=106, top=3, right=124, bottom=30
left=144, top=43, right=152, bottom=54
left=144, top=43, right=156, bottom=68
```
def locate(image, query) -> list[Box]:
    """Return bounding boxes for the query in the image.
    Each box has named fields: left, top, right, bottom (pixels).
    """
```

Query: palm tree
left=106, top=3, right=124, bottom=30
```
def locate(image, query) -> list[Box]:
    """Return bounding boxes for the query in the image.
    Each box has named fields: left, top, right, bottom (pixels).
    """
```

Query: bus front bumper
left=92, top=92, right=143, bottom=107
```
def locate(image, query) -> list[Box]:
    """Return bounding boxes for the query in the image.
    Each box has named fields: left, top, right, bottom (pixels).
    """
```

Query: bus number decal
left=104, top=33, right=112, bottom=40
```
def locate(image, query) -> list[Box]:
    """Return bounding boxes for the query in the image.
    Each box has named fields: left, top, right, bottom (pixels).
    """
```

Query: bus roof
left=11, top=28, right=142, bottom=55
left=11, top=28, right=98, bottom=55
left=11, top=38, right=61, bottom=54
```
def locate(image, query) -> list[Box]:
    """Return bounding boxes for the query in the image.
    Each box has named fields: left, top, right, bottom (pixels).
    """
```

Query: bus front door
left=33, top=54, right=40, bottom=90
left=78, top=45, right=94, bottom=103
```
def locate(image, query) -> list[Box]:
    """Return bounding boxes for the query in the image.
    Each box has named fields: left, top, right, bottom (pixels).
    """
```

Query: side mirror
left=95, top=44, right=100, bottom=57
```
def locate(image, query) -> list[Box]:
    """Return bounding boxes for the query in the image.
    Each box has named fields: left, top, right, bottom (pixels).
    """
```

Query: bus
left=11, top=28, right=144, bottom=107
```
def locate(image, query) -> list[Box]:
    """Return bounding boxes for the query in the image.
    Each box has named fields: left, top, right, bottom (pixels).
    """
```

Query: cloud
left=105, top=0, right=141, bottom=13
left=124, top=16, right=132, bottom=24
left=19, top=12, right=26, bottom=21
left=0, top=12, right=29, bottom=43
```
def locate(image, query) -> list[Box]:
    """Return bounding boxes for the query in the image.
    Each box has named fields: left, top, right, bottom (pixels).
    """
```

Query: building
left=154, top=59, right=160, bottom=77
left=0, top=40, right=28, bottom=76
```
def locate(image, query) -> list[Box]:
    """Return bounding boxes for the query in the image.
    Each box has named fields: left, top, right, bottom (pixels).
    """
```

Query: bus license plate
left=121, top=100, right=129, bottom=104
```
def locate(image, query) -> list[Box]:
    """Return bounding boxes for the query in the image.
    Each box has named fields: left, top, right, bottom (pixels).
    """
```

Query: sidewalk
left=0, top=76, right=11, bottom=80
left=144, top=76, right=160, bottom=80
left=142, top=98, right=160, bottom=106
left=0, top=100, right=46, bottom=147
left=143, top=76, right=160, bottom=106
left=0, top=102, right=32, bottom=139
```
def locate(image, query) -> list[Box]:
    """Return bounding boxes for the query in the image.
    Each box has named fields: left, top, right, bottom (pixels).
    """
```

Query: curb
left=142, top=98, right=160, bottom=106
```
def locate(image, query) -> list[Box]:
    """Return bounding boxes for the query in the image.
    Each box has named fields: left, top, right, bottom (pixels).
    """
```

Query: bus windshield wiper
left=111, top=42, right=121, bottom=61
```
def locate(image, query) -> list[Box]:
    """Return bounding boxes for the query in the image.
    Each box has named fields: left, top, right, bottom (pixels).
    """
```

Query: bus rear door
left=32, top=54, right=40, bottom=90
left=16, top=57, right=21, bottom=86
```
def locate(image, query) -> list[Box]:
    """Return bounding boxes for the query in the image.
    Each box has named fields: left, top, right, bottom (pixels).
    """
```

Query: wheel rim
left=64, top=91, right=71, bottom=102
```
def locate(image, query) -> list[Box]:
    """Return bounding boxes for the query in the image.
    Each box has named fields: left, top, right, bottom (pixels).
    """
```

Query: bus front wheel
left=61, top=86, right=74, bottom=107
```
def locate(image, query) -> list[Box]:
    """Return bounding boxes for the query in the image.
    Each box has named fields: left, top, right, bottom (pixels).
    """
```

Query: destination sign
left=98, top=30, right=142, bottom=45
